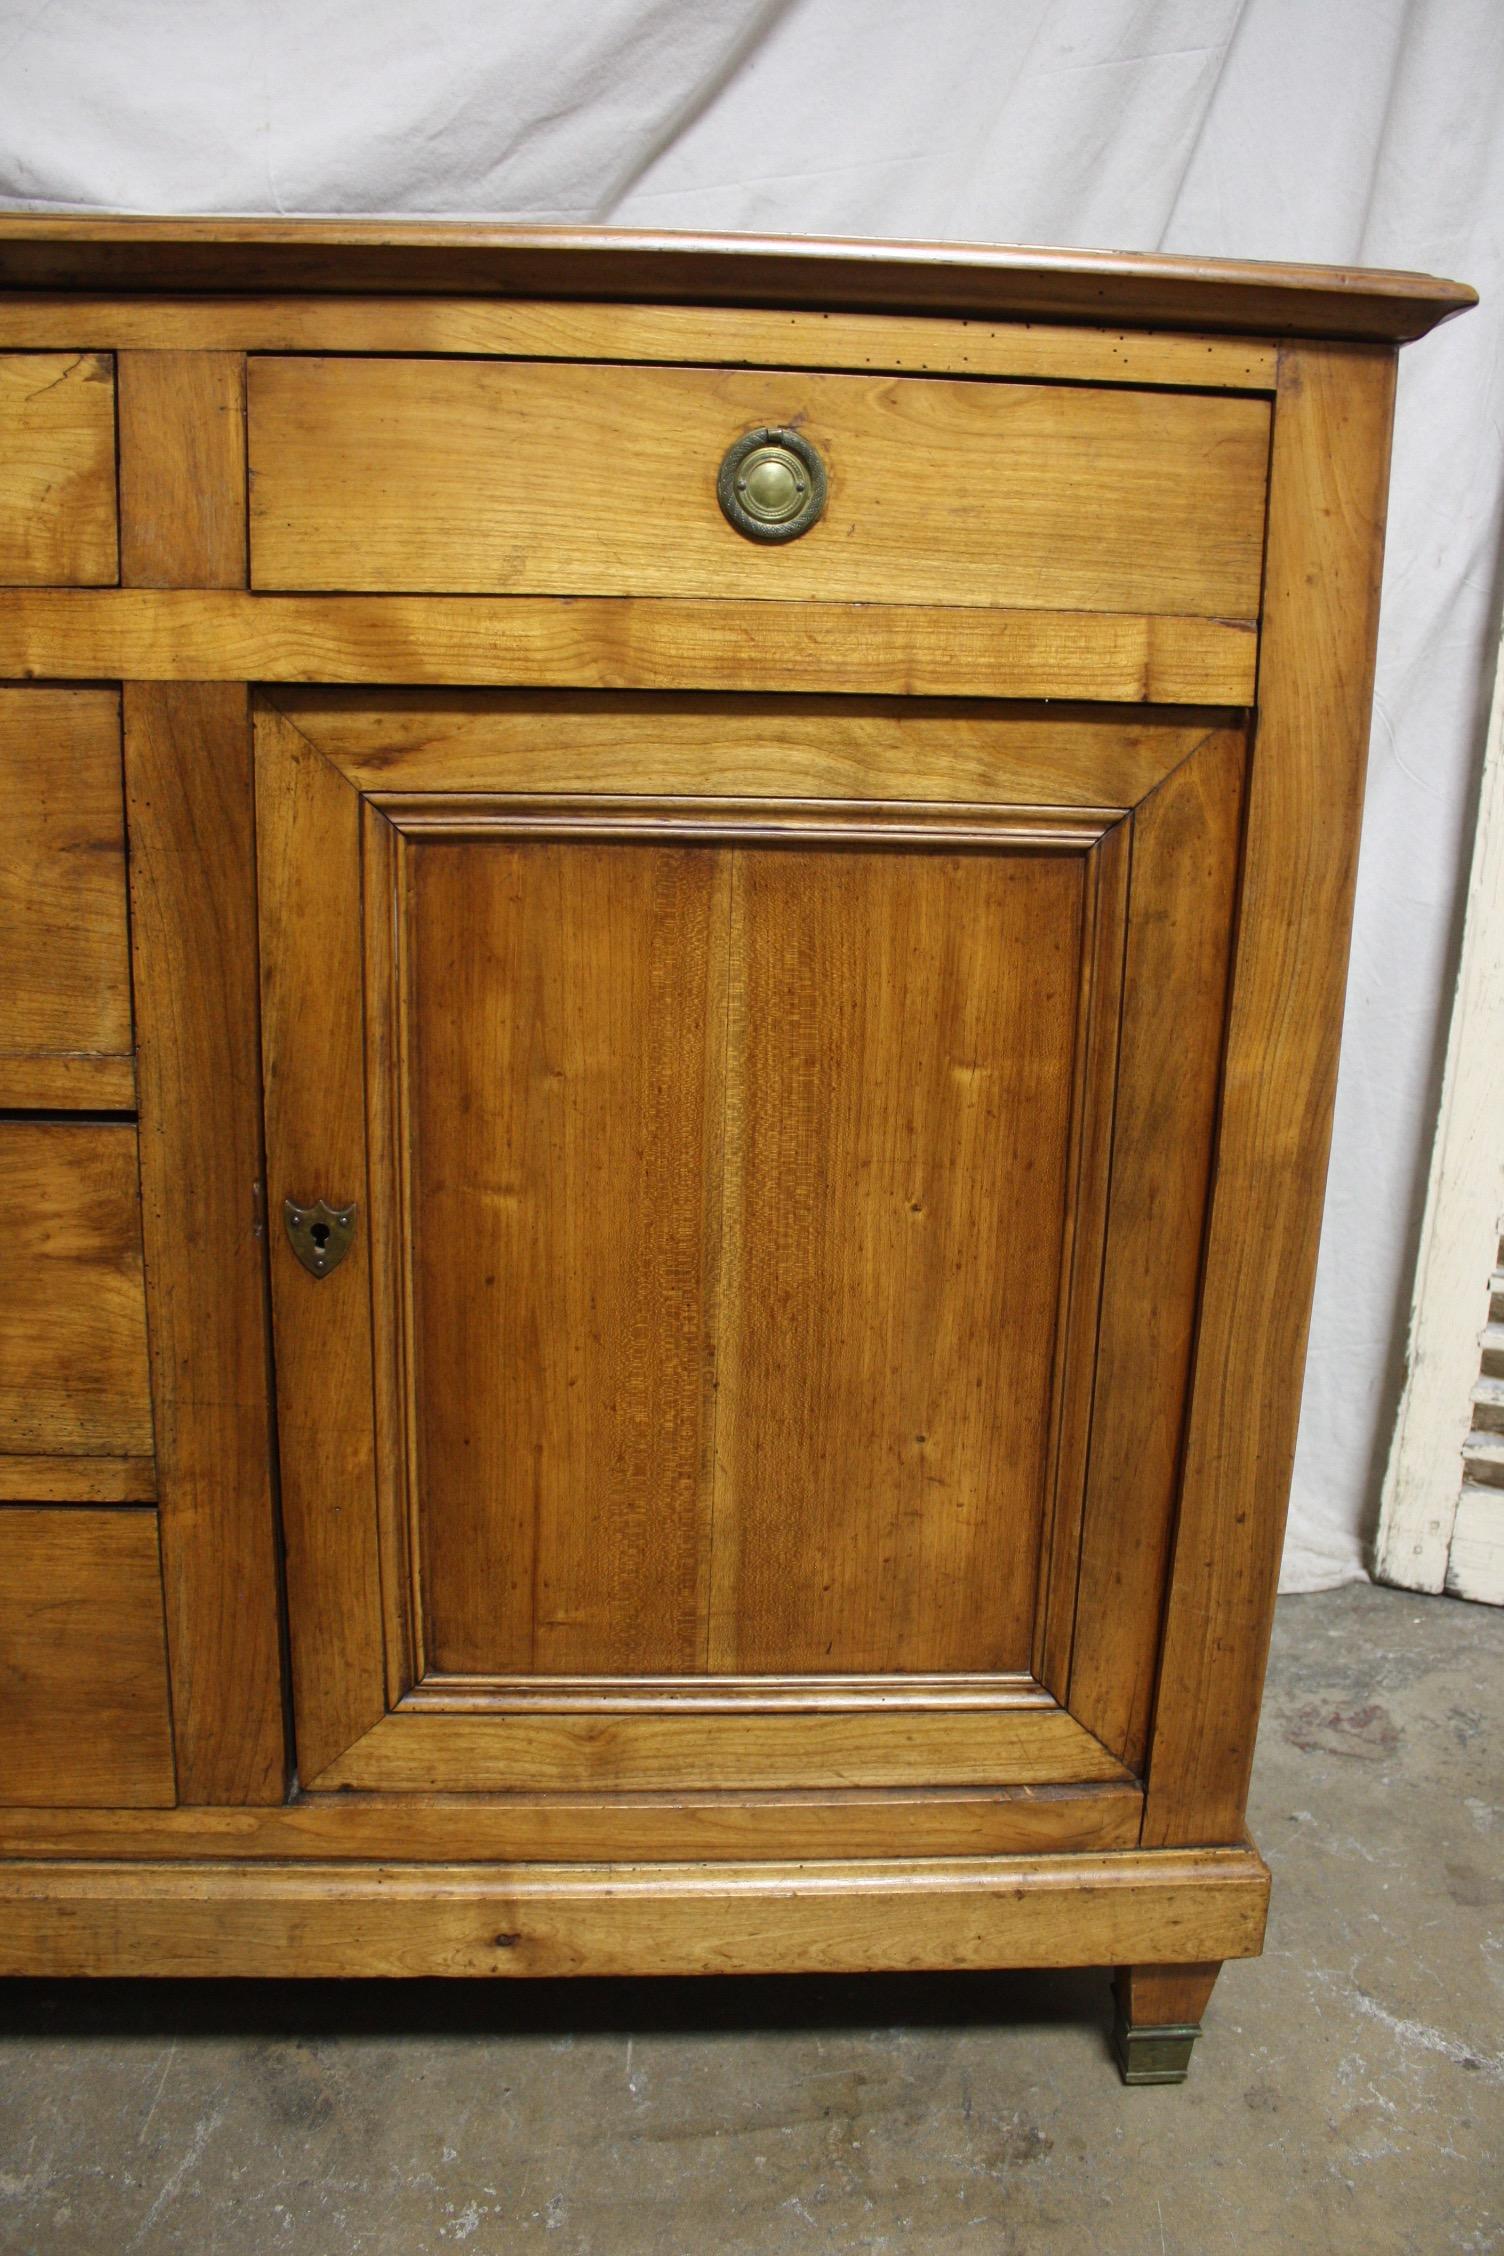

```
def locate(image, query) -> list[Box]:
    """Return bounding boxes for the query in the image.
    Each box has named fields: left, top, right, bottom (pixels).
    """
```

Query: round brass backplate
left=717, top=427, right=827, bottom=544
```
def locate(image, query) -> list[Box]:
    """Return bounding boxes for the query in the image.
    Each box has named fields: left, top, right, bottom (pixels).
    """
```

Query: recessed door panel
left=710, top=847, right=1081, bottom=1675
left=410, top=839, right=727, bottom=1676
left=406, top=836, right=1082, bottom=1683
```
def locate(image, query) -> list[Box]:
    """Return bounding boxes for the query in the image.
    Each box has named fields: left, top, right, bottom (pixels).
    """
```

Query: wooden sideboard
left=0, top=221, right=1474, bottom=2082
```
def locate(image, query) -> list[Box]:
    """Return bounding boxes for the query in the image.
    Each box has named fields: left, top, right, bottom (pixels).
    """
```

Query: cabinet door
left=257, top=695, right=1245, bottom=1793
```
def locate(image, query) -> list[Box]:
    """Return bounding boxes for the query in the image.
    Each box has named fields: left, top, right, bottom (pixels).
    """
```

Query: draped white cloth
left=5, top=0, right=1501, bottom=1587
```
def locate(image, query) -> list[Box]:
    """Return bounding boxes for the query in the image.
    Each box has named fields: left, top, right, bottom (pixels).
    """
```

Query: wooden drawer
left=0, top=1123, right=155, bottom=1502
left=0, top=351, right=118, bottom=586
left=0, top=1509, right=174, bottom=1805
left=0, top=688, right=134, bottom=1110
left=247, top=356, right=1271, bottom=620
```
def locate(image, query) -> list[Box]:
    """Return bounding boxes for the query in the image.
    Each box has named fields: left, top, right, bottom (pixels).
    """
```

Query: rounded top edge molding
left=0, top=219, right=1475, bottom=345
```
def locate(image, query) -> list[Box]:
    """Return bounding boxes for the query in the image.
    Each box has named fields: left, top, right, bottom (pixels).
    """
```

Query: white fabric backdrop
left=4, top=0, right=1501, bottom=1588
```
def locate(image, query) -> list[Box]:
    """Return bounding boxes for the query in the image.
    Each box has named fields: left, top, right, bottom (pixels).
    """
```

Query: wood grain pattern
left=1036, top=823, right=1129, bottom=1696
left=254, top=703, right=386, bottom=1781
left=269, top=692, right=1229, bottom=810
left=311, top=1705, right=1129, bottom=1793
left=1116, top=1959, right=1222, bottom=2031
left=0, top=1123, right=153, bottom=1460
left=0, top=1509, right=174, bottom=1808
left=0, top=1055, right=134, bottom=1108
left=117, top=375, right=278, bottom=1800
left=0, top=1847, right=1270, bottom=1979
left=123, top=683, right=285, bottom=1805
left=256, top=700, right=1209, bottom=1804
left=249, top=356, right=1270, bottom=619
left=0, top=1454, right=156, bottom=1504
left=0, top=350, right=117, bottom=584
left=0, top=590, right=1259, bottom=704
left=0, top=687, right=133, bottom=1096
left=0, top=293, right=1280, bottom=388
left=711, top=846, right=1084, bottom=1675
left=0, top=1781, right=1146, bottom=1862
left=117, top=351, right=247, bottom=587
left=1067, top=728, right=1247, bottom=1768
left=407, top=835, right=727, bottom=1677
left=0, top=219, right=1472, bottom=340
left=269, top=748, right=1117, bottom=1758
left=1142, top=345, right=1400, bottom=1849
left=255, top=703, right=1262, bottom=1813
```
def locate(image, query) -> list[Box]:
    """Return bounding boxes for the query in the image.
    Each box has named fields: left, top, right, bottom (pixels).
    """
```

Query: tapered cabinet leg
left=1112, top=1961, right=1222, bottom=2085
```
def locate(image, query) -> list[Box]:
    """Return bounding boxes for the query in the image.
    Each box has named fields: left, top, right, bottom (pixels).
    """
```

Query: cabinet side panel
left=1142, top=344, right=1398, bottom=1847
left=124, top=682, right=286, bottom=1804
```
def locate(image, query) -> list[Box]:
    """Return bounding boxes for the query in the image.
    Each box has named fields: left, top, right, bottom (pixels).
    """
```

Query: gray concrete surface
left=1, top=1581, right=1500, bottom=2255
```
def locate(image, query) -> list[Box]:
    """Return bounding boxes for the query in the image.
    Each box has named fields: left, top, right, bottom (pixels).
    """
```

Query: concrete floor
left=1, top=1581, right=1500, bottom=2256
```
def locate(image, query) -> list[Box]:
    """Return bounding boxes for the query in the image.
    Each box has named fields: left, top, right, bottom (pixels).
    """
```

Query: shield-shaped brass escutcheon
left=284, top=1196, right=358, bottom=1278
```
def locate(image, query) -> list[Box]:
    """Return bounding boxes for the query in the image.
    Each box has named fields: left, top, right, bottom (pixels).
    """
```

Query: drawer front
left=0, top=351, right=118, bottom=586
left=248, top=356, right=1271, bottom=620
left=0, top=1509, right=174, bottom=1806
left=0, top=1123, right=155, bottom=1497
left=0, top=688, right=134, bottom=1110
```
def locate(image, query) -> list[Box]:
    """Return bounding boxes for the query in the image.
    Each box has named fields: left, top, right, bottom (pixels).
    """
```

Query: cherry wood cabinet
left=0, top=221, right=1473, bottom=2081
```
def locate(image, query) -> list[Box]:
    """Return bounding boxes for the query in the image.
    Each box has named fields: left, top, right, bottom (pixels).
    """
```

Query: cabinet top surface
left=0, top=217, right=1475, bottom=342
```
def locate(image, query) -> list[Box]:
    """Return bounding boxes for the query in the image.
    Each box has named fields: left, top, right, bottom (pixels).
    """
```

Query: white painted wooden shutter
left=1448, top=1229, right=1504, bottom=1600
left=1377, top=615, right=1504, bottom=1603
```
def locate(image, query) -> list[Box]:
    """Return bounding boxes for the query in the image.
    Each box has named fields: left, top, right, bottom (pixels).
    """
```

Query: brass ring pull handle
left=717, top=427, right=827, bottom=543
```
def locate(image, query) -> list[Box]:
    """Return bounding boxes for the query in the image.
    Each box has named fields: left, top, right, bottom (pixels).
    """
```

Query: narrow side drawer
left=0, top=687, right=134, bottom=1110
left=0, top=351, right=118, bottom=586
left=0, top=1508, right=174, bottom=1806
left=0, top=1122, right=156, bottom=1500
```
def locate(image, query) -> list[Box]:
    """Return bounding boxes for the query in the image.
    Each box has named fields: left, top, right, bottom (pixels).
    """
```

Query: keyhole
left=286, top=1198, right=355, bottom=1278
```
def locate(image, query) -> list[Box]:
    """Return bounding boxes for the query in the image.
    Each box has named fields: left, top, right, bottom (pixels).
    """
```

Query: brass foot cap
left=1113, top=2017, right=1201, bottom=2086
